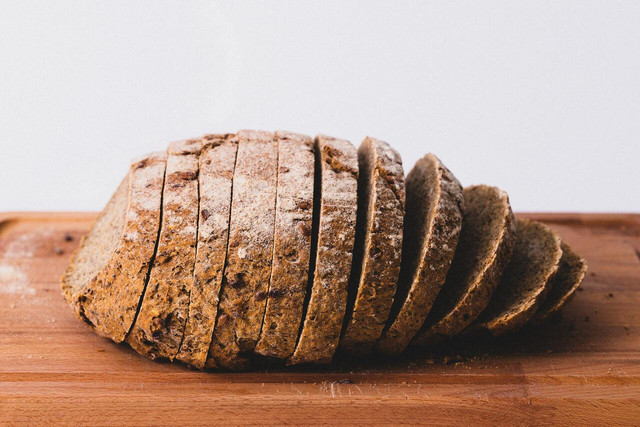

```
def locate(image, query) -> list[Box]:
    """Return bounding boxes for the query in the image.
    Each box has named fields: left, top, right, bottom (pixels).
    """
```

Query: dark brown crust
left=473, top=219, right=562, bottom=336
left=61, top=151, right=166, bottom=343
left=375, top=154, right=463, bottom=356
left=176, top=135, right=237, bottom=369
left=340, top=137, right=405, bottom=354
left=288, top=135, right=358, bottom=365
left=413, top=186, right=516, bottom=346
left=207, top=130, right=277, bottom=369
left=535, top=241, right=588, bottom=320
left=126, top=140, right=200, bottom=360
left=254, top=131, right=315, bottom=358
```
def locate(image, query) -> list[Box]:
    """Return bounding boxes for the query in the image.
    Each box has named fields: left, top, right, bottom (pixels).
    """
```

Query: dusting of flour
left=0, top=264, right=35, bottom=296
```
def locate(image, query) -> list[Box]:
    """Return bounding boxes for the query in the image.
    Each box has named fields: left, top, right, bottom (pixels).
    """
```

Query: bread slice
left=472, top=219, right=562, bottom=336
left=375, top=154, right=463, bottom=356
left=288, top=135, right=358, bottom=365
left=208, top=130, right=278, bottom=369
left=253, top=131, right=315, bottom=359
left=126, top=139, right=201, bottom=360
left=60, top=151, right=166, bottom=342
left=176, top=134, right=237, bottom=369
left=535, top=241, right=587, bottom=320
left=340, top=137, right=405, bottom=354
left=413, top=185, right=515, bottom=346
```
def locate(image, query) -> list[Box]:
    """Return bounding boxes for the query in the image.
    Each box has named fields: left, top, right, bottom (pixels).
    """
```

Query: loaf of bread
left=61, top=130, right=587, bottom=370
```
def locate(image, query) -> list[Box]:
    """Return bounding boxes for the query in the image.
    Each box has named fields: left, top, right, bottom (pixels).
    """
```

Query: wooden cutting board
left=1, top=212, right=639, bottom=425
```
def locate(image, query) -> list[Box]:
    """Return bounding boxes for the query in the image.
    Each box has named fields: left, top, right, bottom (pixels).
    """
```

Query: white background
left=1, top=1, right=638, bottom=212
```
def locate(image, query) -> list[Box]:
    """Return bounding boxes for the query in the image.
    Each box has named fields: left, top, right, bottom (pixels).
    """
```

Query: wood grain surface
left=0, top=212, right=639, bottom=425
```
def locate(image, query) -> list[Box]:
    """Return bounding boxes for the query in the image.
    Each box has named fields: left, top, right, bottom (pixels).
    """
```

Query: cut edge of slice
left=340, top=136, right=405, bottom=354
left=472, top=218, right=563, bottom=336
left=375, top=153, right=463, bottom=356
left=413, top=185, right=516, bottom=346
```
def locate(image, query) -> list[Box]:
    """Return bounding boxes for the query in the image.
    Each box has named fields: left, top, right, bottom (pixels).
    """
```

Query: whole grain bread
left=340, top=137, right=405, bottom=354
left=288, top=135, right=358, bottom=365
left=126, top=139, right=201, bottom=360
left=413, top=185, right=515, bottom=346
left=471, top=218, right=562, bottom=336
left=254, top=131, right=315, bottom=359
left=176, top=134, right=237, bottom=369
left=375, top=154, right=463, bottom=356
left=535, top=241, right=587, bottom=321
left=61, top=129, right=587, bottom=370
left=61, top=151, right=166, bottom=342
left=207, top=130, right=278, bottom=369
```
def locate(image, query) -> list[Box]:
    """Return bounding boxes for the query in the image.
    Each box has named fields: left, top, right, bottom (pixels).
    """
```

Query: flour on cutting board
left=0, top=264, right=35, bottom=296
left=0, top=228, right=52, bottom=296
left=2, top=228, right=54, bottom=259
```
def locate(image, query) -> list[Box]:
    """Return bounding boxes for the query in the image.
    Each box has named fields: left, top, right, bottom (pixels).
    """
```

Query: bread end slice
left=61, top=151, right=166, bottom=343
left=535, top=241, right=588, bottom=321
left=472, top=219, right=562, bottom=336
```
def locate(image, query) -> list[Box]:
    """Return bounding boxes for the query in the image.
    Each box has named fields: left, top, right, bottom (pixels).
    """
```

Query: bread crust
left=176, top=135, right=237, bottom=369
left=208, top=130, right=277, bottom=369
left=376, top=154, right=463, bottom=356
left=126, top=139, right=201, bottom=360
left=473, top=219, right=562, bottom=336
left=535, top=241, right=587, bottom=320
left=340, top=137, right=405, bottom=354
left=413, top=185, right=515, bottom=346
left=288, top=135, right=358, bottom=365
left=61, top=151, right=167, bottom=343
left=253, top=131, right=315, bottom=359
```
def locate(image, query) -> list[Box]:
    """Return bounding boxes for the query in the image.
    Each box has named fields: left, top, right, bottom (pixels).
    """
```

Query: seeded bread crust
left=413, top=185, right=516, bottom=346
left=126, top=139, right=201, bottom=360
left=288, top=135, right=358, bottom=365
left=376, top=154, right=463, bottom=356
left=254, top=131, right=315, bottom=359
left=208, top=130, right=278, bottom=369
left=61, top=151, right=166, bottom=342
left=473, top=219, right=562, bottom=336
left=535, top=241, right=587, bottom=321
left=340, top=137, right=405, bottom=354
left=176, top=135, right=237, bottom=369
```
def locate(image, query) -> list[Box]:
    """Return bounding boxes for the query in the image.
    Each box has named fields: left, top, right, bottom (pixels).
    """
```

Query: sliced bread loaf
left=126, top=139, right=201, bottom=360
left=375, top=154, right=463, bottom=356
left=413, top=185, right=515, bottom=346
left=288, top=135, right=358, bottom=365
left=61, top=151, right=166, bottom=342
left=340, top=137, right=405, bottom=354
left=176, top=134, right=237, bottom=369
left=472, top=219, right=562, bottom=336
left=254, top=131, right=315, bottom=359
left=535, top=241, right=587, bottom=320
left=208, top=130, right=277, bottom=369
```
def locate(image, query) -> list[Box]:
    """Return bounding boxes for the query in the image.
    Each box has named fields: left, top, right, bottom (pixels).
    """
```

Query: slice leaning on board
left=61, top=130, right=587, bottom=370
